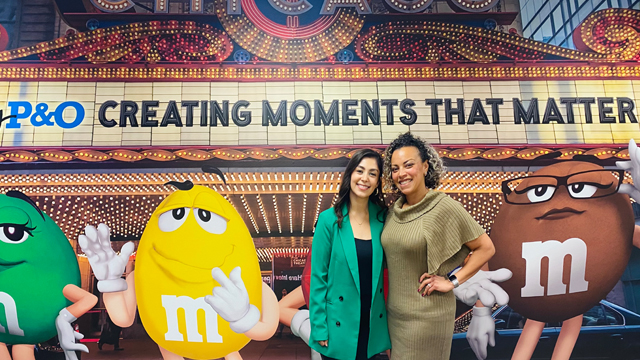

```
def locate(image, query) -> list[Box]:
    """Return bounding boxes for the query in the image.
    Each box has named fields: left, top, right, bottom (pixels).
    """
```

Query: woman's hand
left=418, top=273, right=454, bottom=296
left=318, top=340, right=328, bottom=347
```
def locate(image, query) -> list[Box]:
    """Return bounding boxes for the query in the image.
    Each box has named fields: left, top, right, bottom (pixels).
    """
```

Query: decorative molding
left=356, top=8, right=640, bottom=63
left=89, top=0, right=135, bottom=13
left=0, top=63, right=639, bottom=81
left=216, top=0, right=364, bottom=62
left=0, top=21, right=233, bottom=64
left=446, top=0, right=500, bottom=13
left=0, top=8, right=638, bottom=78
left=0, top=146, right=627, bottom=164
left=0, top=8, right=638, bottom=68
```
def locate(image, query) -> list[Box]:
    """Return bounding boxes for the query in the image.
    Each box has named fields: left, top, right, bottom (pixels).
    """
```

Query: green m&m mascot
left=0, top=191, right=97, bottom=360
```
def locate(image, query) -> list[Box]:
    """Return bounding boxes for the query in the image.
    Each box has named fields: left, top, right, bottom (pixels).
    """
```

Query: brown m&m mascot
left=474, top=140, right=640, bottom=360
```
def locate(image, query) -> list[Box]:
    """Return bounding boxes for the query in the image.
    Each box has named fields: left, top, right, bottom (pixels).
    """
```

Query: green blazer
left=309, top=202, right=391, bottom=359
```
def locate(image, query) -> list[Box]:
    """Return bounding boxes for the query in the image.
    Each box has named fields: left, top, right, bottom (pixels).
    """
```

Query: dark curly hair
left=334, top=149, right=386, bottom=228
left=383, top=132, right=445, bottom=192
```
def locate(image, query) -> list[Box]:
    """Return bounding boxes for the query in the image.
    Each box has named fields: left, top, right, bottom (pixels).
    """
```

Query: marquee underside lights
left=6, top=170, right=610, bottom=243
left=257, top=247, right=311, bottom=262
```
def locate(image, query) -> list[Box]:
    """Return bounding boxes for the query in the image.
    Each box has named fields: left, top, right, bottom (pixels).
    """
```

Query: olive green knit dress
left=381, top=190, right=485, bottom=360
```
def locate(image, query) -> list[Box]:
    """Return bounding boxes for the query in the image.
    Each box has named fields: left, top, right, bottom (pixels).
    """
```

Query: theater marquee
left=0, top=4, right=638, bottom=158
left=0, top=80, right=639, bottom=147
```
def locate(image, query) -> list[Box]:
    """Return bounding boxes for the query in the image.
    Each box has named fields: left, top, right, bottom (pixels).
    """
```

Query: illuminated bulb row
left=301, top=194, right=307, bottom=234
left=271, top=0, right=307, bottom=12
left=255, top=195, right=271, bottom=234
left=386, top=0, right=432, bottom=11
left=272, top=195, right=282, bottom=234
left=323, top=0, right=368, bottom=12
left=33, top=194, right=162, bottom=241
left=219, top=4, right=363, bottom=63
left=240, top=195, right=260, bottom=233
left=228, top=0, right=239, bottom=12
left=223, top=194, right=240, bottom=214
left=272, top=248, right=309, bottom=258
left=313, top=194, right=323, bottom=232
left=451, top=193, right=502, bottom=231
left=2, top=62, right=637, bottom=79
left=288, top=195, right=294, bottom=234
left=454, top=0, right=496, bottom=10
left=191, top=0, right=201, bottom=11
left=258, top=247, right=310, bottom=262
left=29, top=190, right=508, bottom=244
left=92, top=0, right=131, bottom=11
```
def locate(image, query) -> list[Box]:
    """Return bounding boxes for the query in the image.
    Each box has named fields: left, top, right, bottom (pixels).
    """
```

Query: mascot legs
left=0, top=343, right=9, bottom=360
left=551, top=315, right=582, bottom=360
left=512, top=319, right=544, bottom=360
left=11, top=345, right=34, bottom=360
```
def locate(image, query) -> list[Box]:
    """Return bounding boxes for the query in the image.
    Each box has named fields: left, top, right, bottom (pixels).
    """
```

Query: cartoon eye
left=0, top=225, right=31, bottom=244
left=568, top=183, right=597, bottom=198
left=194, top=208, right=228, bottom=234
left=526, top=185, right=556, bottom=203
left=158, top=207, right=190, bottom=232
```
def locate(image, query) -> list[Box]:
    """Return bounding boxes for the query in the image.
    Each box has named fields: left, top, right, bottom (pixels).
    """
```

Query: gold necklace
left=350, top=213, right=367, bottom=226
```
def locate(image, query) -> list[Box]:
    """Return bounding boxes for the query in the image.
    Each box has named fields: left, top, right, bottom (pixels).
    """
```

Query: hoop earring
left=373, top=188, right=379, bottom=196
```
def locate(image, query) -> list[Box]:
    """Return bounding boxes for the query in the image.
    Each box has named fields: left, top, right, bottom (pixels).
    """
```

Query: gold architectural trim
left=0, top=63, right=639, bottom=81
left=2, top=146, right=627, bottom=165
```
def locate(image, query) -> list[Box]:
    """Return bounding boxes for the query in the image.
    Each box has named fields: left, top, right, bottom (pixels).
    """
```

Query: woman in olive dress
left=381, top=132, right=495, bottom=360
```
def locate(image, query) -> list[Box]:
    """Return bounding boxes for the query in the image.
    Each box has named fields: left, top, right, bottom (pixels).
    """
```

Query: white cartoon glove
left=55, top=308, right=89, bottom=360
left=290, top=309, right=321, bottom=360
left=617, top=139, right=640, bottom=203
left=466, top=306, right=495, bottom=360
left=291, top=309, right=311, bottom=344
left=205, top=267, right=260, bottom=334
left=78, top=224, right=135, bottom=293
left=453, top=268, right=512, bottom=307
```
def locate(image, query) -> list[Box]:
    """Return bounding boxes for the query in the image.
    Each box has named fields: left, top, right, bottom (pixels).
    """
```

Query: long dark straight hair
left=334, top=149, right=386, bottom=228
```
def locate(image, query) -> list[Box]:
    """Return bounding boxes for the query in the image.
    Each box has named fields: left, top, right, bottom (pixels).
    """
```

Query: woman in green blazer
left=309, top=149, right=391, bottom=360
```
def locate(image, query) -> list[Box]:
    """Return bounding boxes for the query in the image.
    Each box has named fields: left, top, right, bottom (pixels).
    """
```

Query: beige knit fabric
left=381, top=190, right=485, bottom=360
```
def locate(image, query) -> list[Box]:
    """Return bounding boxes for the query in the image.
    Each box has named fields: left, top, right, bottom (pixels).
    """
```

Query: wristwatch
left=448, top=274, right=460, bottom=288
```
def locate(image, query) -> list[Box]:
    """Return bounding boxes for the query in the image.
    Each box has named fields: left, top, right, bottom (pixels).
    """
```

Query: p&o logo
left=5, top=101, right=85, bottom=129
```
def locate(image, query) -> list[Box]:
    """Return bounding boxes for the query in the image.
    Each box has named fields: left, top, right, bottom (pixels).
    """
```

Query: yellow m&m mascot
left=79, top=173, right=279, bottom=360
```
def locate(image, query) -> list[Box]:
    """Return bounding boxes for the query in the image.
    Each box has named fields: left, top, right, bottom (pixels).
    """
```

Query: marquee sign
left=4, top=95, right=640, bottom=132
left=0, top=4, right=637, bottom=151
left=89, top=96, right=638, bottom=129
left=0, top=79, right=639, bottom=148
left=2, top=4, right=638, bottom=67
